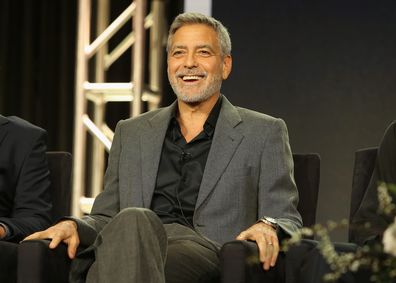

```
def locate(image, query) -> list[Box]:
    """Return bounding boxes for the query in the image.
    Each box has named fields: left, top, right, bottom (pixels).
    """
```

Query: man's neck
left=177, top=94, right=220, bottom=143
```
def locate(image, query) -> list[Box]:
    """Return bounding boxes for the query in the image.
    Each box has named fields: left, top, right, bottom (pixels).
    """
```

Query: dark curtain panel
left=0, top=0, right=77, bottom=151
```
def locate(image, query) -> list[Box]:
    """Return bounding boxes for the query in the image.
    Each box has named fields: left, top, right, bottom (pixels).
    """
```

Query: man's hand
left=236, top=222, right=279, bottom=270
left=0, top=225, right=6, bottom=239
left=23, top=220, right=80, bottom=259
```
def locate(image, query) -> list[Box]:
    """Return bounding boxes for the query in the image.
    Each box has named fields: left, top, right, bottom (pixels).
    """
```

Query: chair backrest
left=46, top=151, right=72, bottom=221
left=293, top=153, right=321, bottom=228
left=348, top=147, right=377, bottom=241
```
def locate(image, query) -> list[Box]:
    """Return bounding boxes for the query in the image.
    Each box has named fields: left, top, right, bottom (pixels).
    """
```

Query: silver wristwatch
left=258, top=216, right=278, bottom=230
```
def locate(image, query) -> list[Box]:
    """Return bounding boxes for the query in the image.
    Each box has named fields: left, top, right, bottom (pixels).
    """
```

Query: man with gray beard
left=26, top=12, right=301, bottom=283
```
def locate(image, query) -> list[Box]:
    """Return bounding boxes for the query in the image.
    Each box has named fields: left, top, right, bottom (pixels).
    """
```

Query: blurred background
left=1, top=0, right=395, bottom=241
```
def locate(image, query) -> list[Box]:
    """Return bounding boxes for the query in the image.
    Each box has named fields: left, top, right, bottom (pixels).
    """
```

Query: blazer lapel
left=195, top=97, right=244, bottom=209
left=140, top=102, right=177, bottom=207
left=0, top=115, right=9, bottom=146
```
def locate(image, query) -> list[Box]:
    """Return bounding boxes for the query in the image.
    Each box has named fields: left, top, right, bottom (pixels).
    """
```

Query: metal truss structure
left=72, top=0, right=166, bottom=216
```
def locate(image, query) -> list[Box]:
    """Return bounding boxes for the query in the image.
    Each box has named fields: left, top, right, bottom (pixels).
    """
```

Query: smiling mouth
left=181, top=75, right=205, bottom=82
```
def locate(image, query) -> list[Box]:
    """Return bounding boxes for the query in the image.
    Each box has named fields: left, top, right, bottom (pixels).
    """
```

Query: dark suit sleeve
left=0, top=129, right=52, bottom=242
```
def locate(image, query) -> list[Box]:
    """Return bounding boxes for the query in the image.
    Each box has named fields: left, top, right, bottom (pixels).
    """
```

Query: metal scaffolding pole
left=72, top=0, right=91, bottom=216
left=91, top=0, right=109, bottom=199
left=148, top=0, right=165, bottom=110
left=131, top=0, right=146, bottom=116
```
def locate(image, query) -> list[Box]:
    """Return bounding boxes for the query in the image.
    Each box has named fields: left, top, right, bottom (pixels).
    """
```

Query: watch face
left=265, top=217, right=277, bottom=224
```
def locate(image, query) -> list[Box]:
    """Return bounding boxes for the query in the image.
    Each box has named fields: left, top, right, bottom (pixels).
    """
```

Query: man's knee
left=113, top=207, right=158, bottom=224
left=117, top=207, right=155, bottom=217
left=99, top=207, right=162, bottom=239
left=165, top=240, right=220, bottom=283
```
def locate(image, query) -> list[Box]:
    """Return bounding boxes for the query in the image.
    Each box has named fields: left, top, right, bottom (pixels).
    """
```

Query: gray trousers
left=79, top=208, right=220, bottom=283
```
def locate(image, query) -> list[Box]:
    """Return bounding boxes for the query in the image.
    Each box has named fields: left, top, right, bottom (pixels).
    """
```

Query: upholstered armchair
left=220, top=153, right=321, bottom=283
left=281, top=148, right=378, bottom=283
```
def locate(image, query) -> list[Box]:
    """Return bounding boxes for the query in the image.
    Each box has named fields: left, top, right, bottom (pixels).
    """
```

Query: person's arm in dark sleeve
left=0, top=129, right=52, bottom=242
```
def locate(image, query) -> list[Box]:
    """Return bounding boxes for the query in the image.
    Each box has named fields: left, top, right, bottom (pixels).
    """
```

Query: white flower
left=382, top=217, right=396, bottom=257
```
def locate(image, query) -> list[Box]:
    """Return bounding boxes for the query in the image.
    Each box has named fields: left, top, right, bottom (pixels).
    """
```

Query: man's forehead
left=173, top=24, right=216, bottom=38
left=170, top=24, right=219, bottom=50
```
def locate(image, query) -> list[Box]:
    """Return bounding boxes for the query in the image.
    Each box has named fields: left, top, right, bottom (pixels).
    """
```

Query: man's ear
left=222, top=55, right=232, bottom=80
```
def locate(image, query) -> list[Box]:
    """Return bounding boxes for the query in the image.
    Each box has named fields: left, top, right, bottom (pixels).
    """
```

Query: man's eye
left=198, top=50, right=211, bottom=56
left=172, top=50, right=184, bottom=56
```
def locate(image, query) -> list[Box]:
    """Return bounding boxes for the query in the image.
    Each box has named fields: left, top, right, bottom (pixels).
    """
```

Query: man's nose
left=184, top=53, right=198, bottom=68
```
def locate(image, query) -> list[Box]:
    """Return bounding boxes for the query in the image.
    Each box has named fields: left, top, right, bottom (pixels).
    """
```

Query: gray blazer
left=75, top=96, right=302, bottom=247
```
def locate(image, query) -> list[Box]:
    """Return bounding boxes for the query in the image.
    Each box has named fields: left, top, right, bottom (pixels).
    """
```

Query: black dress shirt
left=150, top=96, right=222, bottom=227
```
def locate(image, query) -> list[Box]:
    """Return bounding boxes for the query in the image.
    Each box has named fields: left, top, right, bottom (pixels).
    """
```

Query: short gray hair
left=166, top=12, right=232, bottom=56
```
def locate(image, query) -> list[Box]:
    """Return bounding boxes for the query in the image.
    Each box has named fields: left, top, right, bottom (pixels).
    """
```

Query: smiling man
left=25, top=13, right=301, bottom=283
left=167, top=23, right=231, bottom=105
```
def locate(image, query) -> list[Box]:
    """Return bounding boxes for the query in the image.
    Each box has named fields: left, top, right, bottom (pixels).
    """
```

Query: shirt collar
left=169, top=95, right=223, bottom=139
left=203, top=95, right=222, bottom=137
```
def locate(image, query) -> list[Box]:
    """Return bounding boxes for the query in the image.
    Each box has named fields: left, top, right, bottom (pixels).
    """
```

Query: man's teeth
left=182, top=75, right=201, bottom=81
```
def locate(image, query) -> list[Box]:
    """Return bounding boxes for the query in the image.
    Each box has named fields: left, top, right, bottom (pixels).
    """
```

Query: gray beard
left=169, top=75, right=223, bottom=103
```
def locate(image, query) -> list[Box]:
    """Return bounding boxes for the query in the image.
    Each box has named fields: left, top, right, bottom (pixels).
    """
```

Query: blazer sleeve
left=72, top=120, right=123, bottom=247
left=0, top=129, right=52, bottom=242
left=258, top=118, right=302, bottom=237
